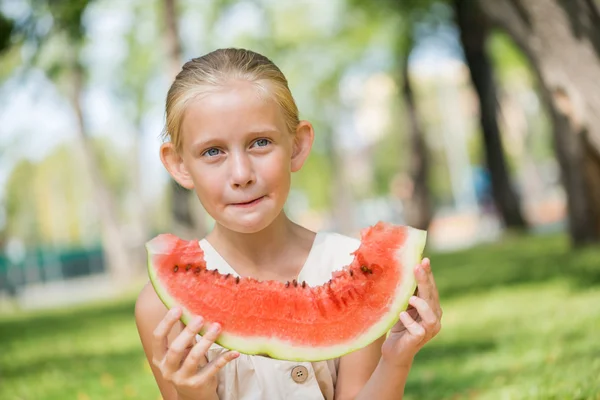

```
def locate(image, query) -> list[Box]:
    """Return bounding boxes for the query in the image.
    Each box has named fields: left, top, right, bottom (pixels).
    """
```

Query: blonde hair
left=162, top=48, right=300, bottom=152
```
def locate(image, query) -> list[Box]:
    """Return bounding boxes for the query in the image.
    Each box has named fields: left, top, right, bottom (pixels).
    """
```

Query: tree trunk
left=163, top=0, right=206, bottom=240
left=479, top=0, right=600, bottom=245
left=70, top=64, right=136, bottom=284
left=400, top=37, right=433, bottom=230
left=454, top=0, right=527, bottom=230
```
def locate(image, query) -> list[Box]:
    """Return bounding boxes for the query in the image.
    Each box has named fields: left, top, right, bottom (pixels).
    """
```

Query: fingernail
left=192, top=317, right=203, bottom=328
left=210, top=323, right=221, bottom=334
left=171, top=307, right=181, bottom=316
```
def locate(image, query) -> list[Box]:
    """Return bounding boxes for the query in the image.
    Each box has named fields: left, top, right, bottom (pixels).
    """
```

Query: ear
left=291, top=120, right=314, bottom=172
left=160, top=142, right=195, bottom=189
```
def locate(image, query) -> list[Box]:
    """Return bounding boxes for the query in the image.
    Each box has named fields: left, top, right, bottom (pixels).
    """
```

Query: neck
left=206, top=211, right=303, bottom=269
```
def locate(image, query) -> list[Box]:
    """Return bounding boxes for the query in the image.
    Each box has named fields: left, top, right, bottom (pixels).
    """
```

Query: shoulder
left=135, top=281, right=166, bottom=321
left=135, top=282, right=183, bottom=340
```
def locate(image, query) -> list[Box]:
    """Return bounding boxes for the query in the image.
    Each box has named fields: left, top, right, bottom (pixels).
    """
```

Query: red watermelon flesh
left=146, top=222, right=427, bottom=362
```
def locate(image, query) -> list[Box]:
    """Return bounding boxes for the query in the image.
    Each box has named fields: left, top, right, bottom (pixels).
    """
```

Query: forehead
left=181, top=81, right=286, bottom=142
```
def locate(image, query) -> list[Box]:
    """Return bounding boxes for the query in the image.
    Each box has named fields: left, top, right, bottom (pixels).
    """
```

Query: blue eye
left=253, top=138, right=270, bottom=147
left=203, top=148, right=221, bottom=157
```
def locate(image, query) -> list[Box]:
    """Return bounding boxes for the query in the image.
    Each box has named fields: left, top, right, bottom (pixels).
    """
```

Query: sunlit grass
left=0, top=233, right=599, bottom=399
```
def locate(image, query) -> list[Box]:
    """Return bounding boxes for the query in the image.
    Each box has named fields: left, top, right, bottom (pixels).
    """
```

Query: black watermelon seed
left=293, top=279, right=298, bottom=287
left=195, top=267, right=201, bottom=273
left=302, top=281, right=306, bottom=288
left=173, top=265, right=179, bottom=272
left=185, top=264, right=191, bottom=271
left=285, top=281, right=290, bottom=288
left=235, top=276, right=240, bottom=284
left=349, top=270, right=354, bottom=277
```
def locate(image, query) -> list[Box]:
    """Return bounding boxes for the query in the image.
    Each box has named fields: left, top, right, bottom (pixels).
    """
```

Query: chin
left=223, top=208, right=284, bottom=234
left=223, top=219, right=272, bottom=234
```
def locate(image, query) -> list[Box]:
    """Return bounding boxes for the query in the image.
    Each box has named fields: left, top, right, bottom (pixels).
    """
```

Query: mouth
left=231, top=196, right=265, bottom=207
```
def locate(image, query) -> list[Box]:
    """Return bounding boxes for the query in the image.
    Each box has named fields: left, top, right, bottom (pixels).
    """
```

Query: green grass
left=0, top=233, right=599, bottom=400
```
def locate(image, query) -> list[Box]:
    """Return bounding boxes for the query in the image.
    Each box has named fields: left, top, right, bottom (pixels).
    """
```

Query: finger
left=408, top=295, right=439, bottom=333
left=194, top=350, right=240, bottom=383
left=152, top=307, right=182, bottom=363
left=164, top=316, right=205, bottom=372
left=399, top=311, right=426, bottom=342
left=422, top=258, right=440, bottom=300
left=414, top=262, right=433, bottom=302
left=407, top=306, right=420, bottom=321
left=179, top=336, right=212, bottom=376
left=193, top=322, right=223, bottom=357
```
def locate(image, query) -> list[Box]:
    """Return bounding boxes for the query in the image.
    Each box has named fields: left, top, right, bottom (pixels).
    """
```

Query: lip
left=230, top=196, right=265, bottom=207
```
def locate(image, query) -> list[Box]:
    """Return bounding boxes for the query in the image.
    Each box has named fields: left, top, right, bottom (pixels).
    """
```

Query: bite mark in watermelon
left=146, top=222, right=427, bottom=362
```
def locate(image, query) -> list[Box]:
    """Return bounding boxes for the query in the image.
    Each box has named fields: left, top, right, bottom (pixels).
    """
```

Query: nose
left=229, top=151, right=255, bottom=188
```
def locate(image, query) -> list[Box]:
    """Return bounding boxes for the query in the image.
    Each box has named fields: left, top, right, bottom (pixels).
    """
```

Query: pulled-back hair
left=162, top=48, right=300, bottom=152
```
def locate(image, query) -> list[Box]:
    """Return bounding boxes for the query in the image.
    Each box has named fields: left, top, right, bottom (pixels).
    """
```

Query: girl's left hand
left=381, top=257, right=442, bottom=367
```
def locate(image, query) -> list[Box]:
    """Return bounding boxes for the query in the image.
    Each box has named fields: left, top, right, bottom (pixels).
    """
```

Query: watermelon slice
left=146, top=222, right=427, bottom=362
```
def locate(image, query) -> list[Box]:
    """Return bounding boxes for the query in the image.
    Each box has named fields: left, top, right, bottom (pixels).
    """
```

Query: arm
left=135, top=282, right=187, bottom=400
left=335, top=337, right=412, bottom=400
left=335, top=258, right=442, bottom=400
left=135, top=282, right=237, bottom=400
left=334, top=335, right=386, bottom=400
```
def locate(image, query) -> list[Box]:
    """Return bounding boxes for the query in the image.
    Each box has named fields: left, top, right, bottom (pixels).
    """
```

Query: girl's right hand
left=152, top=306, right=240, bottom=400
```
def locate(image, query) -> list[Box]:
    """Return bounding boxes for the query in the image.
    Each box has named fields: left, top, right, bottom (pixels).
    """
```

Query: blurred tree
left=50, top=0, right=139, bottom=282
left=3, top=0, right=139, bottom=283
left=479, top=0, right=600, bottom=245
left=357, top=0, right=532, bottom=230
left=116, top=0, right=162, bottom=263
left=162, top=0, right=207, bottom=240
left=5, top=159, right=39, bottom=245
left=453, top=0, right=527, bottom=230
left=397, top=22, right=433, bottom=230
left=4, top=141, right=129, bottom=248
left=351, top=0, right=435, bottom=230
left=0, top=11, right=13, bottom=53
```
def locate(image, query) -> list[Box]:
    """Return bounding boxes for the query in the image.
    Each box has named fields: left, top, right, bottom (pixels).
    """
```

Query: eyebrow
left=246, top=129, right=281, bottom=136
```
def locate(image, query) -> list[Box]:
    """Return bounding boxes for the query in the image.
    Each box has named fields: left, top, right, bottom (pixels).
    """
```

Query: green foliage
left=487, top=31, right=532, bottom=85
left=5, top=160, right=39, bottom=244
left=372, top=128, right=409, bottom=196
left=117, top=0, right=162, bottom=121
left=291, top=150, right=333, bottom=210
left=3, top=138, right=129, bottom=246
left=46, top=0, right=90, bottom=41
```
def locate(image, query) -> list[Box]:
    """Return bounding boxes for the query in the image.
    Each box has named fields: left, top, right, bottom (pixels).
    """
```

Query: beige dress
left=196, top=232, right=360, bottom=400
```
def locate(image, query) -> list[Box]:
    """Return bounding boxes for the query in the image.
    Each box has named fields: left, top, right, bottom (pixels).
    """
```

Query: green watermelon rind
left=147, top=227, right=427, bottom=362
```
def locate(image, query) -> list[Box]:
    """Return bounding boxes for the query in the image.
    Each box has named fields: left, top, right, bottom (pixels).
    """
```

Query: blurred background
left=0, top=0, right=599, bottom=399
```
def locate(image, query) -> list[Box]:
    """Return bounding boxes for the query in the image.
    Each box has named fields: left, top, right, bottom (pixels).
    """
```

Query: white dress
left=196, top=232, right=360, bottom=400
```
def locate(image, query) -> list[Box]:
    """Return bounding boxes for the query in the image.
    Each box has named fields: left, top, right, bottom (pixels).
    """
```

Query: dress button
left=291, top=365, right=309, bottom=383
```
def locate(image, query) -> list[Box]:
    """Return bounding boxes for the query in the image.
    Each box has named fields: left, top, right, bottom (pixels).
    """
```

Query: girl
left=135, top=48, right=442, bottom=400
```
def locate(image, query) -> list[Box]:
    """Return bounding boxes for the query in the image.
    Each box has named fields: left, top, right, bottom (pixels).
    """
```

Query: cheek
left=262, top=153, right=291, bottom=188
left=188, top=164, right=222, bottom=198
